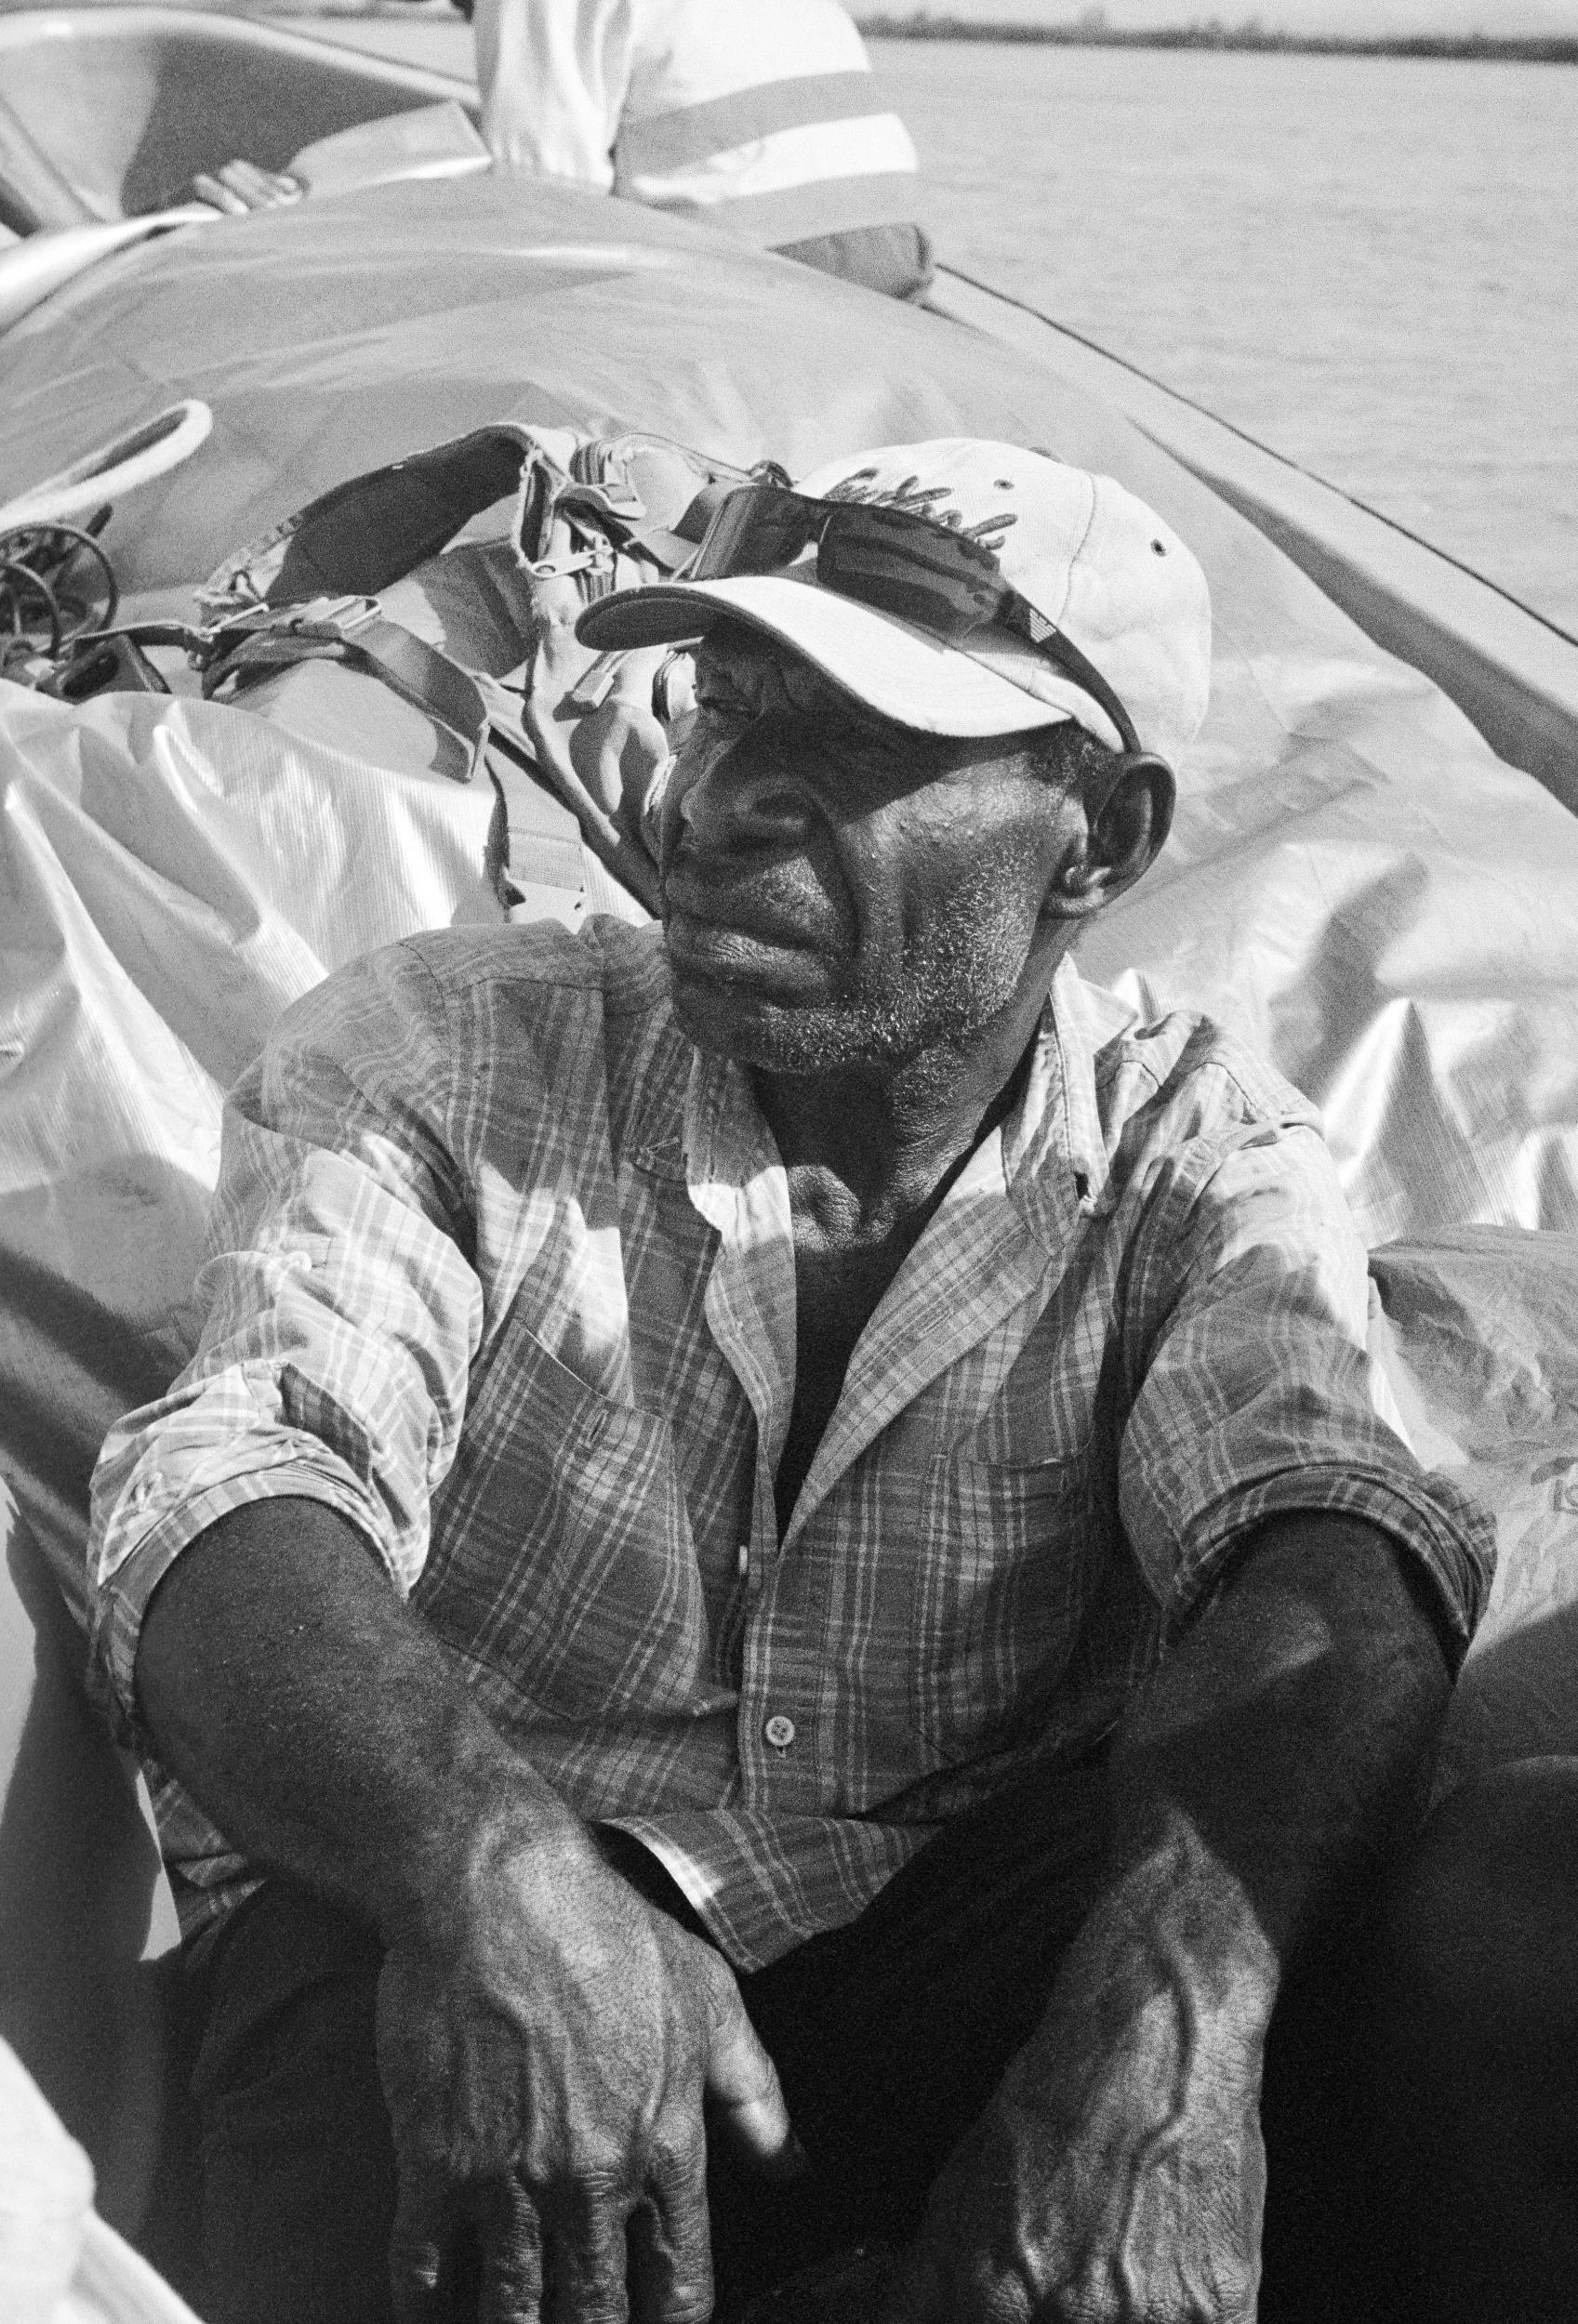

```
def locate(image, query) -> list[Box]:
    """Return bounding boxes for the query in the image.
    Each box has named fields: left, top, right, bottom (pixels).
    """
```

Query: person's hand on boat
left=375, top=1795, right=804, bottom=2323
left=878, top=1880, right=1265, bottom=2324
left=189, top=159, right=304, bottom=216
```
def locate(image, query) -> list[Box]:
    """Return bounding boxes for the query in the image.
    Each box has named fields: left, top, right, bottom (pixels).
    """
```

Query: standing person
left=471, top=0, right=933, bottom=298
left=90, top=442, right=1492, bottom=2324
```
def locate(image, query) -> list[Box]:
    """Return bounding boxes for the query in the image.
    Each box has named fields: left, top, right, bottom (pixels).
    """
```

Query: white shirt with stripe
left=476, top=0, right=923, bottom=246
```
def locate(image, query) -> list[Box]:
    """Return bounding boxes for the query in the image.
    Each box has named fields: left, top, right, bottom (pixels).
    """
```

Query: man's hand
left=884, top=1869, right=1266, bottom=2324
left=883, top=1514, right=1453, bottom=2324
left=189, top=159, right=303, bottom=214
left=134, top=1510, right=802, bottom=2324
left=377, top=1805, right=802, bottom=2324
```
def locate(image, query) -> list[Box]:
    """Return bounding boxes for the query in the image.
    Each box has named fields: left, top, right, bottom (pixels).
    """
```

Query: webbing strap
left=202, top=601, right=491, bottom=779
left=207, top=598, right=595, bottom=918
left=48, top=596, right=608, bottom=922
left=484, top=742, right=588, bottom=922
left=482, top=701, right=663, bottom=918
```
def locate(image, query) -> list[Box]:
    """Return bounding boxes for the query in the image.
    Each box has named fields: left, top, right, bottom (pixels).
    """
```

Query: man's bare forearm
left=1099, top=1511, right=1453, bottom=2026
left=134, top=1499, right=583, bottom=1940
left=138, top=1499, right=799, bottom=2321
left=877, top=1512, right=1455, bottom=2324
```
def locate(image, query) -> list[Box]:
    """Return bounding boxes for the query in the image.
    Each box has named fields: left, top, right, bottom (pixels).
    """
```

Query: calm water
left=870, top=40, right=1578, bottom=635
left=330, top=21, right=1576, bottom=632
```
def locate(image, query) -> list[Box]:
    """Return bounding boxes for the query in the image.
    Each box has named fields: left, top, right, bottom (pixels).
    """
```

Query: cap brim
left=577, top=572, right=1115, bottom=743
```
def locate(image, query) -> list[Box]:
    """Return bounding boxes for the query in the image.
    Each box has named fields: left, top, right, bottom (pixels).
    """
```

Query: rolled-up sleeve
left=1118, top=1113, right=1495, bottom=1666
left=87, top=944, right=484, bottom=1741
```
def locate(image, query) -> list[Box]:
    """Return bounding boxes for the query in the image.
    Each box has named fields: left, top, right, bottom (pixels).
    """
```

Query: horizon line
left=854, top=14, right=1578, bottom=59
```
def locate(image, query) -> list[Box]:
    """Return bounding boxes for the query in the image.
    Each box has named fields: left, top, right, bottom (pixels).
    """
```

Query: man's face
left=658, top=620, right=1085, bottom=1076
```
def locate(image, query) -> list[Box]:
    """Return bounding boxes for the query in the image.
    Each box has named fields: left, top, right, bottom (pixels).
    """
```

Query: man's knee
left=1379, top=1757, right=1578, bottom=2048
left=1370, top=1759, right=1578, bottom=2323
left=188, top=1885, right=398, bottom=2324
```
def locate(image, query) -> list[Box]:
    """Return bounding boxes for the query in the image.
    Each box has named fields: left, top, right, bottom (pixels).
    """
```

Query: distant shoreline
left=855, top=15, right=1578, bottom=61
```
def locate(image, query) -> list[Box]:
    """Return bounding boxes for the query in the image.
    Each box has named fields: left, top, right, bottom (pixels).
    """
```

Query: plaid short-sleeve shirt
left=88, top=919, right=1493, bottom=1967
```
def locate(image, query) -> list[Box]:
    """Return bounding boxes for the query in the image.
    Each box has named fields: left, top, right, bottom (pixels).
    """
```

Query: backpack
left=189, top=421, right=765, bottom=922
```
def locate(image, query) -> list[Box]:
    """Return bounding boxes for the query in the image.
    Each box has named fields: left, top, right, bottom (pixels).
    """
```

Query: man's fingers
left=629, top=2128, right=714, bottom=2324
left=542, top=2180, right=630, bottom=2324
left=482, top=2178, right=545, bottom=2324
left=190, top=159, right=305, bottom=213
left=699, top=1963, right=805, bottom=2179
left=189, top=170, right=249, bottom=216
left=388, top=2166, right=452, bottom=2324
left=216, top=158, right=304, bottom=207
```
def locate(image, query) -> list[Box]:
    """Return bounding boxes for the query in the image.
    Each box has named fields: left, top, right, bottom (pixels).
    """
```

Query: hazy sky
left=863, top=0, right=1578, bottom=31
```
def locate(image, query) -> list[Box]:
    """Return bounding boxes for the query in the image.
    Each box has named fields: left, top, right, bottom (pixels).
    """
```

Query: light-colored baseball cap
left=575, top=437, right=1212, bottom=766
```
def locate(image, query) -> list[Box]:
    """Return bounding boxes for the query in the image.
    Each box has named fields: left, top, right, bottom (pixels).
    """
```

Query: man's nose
left=668, top=729, right=816, bottom=856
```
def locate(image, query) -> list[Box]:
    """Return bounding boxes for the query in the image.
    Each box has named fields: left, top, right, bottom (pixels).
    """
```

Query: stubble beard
left=673, top=846, right=1042, bottom=1080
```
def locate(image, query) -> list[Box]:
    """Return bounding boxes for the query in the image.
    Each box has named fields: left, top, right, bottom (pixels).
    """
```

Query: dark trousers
left=182, top=1756, right=1373, bottom=2324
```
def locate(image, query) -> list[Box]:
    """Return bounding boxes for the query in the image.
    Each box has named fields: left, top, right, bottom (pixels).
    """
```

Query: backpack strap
left=206, top=596, right=656, bottom=922
left=200, top=596, right=492, bottom=779
left=484, top=741, right=589, bottom=926
left=482, top=705, right=661, bottom=918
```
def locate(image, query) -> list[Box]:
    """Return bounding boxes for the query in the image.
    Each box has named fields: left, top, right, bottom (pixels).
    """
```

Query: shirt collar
left=1000, top=953, right=1113, bottom=1242
left=682, top=1044, right=781, bottom=1238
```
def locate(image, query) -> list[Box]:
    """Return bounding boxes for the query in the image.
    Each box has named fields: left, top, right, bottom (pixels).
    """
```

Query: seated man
left=88, top=439, right=1492, bottom=2324
left=471, top=0, right=933, bottom=299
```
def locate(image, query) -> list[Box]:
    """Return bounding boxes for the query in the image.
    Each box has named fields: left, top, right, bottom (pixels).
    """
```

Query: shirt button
left=762, top=1713, right=796, bottom=1751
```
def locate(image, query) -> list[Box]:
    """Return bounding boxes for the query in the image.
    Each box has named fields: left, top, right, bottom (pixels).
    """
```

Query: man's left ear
left=1049, top=751, right=1175, bottom=919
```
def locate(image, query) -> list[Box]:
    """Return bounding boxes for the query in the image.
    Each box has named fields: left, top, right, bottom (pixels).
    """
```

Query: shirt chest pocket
left=909, top=1440, right=1102, bottom=1768
left=419, top=1336, right=710, bottom=1723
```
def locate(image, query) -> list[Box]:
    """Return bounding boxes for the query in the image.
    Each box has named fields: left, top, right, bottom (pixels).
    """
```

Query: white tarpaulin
left=0, top=679, right=501, bottom=1627
left=3, top=168, right=1578, bottom=1779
